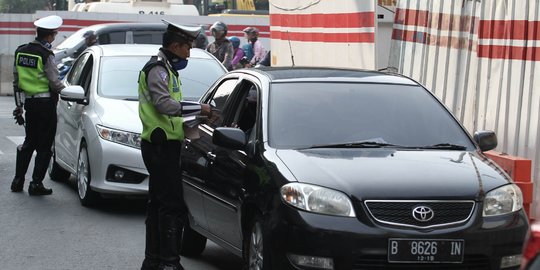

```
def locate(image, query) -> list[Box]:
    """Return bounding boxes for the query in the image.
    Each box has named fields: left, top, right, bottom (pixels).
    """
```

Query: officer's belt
left=25, top=92, right=51, bottom=99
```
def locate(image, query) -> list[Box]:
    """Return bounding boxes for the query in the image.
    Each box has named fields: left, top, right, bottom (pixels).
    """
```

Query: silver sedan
left=49, top=44, right=226, bottom=206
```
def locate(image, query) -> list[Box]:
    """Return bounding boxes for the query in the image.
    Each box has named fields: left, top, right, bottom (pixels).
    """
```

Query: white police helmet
left=34, top=15, right=63, bottom=30
left=161, top=19, right=201, bottom=41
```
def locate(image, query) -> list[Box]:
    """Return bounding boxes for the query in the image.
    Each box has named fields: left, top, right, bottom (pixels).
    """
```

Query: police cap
left=161, top=19, right=200, bottom=42
left=34, top=15, right=63, bottom=30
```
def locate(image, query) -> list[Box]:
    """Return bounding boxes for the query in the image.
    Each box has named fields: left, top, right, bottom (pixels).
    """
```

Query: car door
left=202, top=78, right=260, bottom=248
left=56, top=52, right=94, bottom=171
left=182, top=77, right=239, bottom=233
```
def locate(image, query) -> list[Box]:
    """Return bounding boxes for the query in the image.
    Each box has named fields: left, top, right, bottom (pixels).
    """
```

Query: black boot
left=28, top=181, right=53, bottom=196
left=32, top=150, right=53, bottom=185
left=11, top=177, right=25, bottom=192
left=158, top=215, right=183, bottom=270
left=11, top=145, right=33, bottom=192
left=141, top=207, right=160, bottom=270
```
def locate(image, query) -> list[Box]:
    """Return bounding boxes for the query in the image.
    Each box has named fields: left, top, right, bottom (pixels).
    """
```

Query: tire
left=77, top=144, right=100, bottom=207
left=179, top=222, right=207, bottom=256
left=243, top=216, right=271, bottom=270
left=48, top=149, right=71, bottom=182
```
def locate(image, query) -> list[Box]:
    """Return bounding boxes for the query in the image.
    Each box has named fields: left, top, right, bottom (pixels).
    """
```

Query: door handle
left=207, top=152, right=216, bottom=161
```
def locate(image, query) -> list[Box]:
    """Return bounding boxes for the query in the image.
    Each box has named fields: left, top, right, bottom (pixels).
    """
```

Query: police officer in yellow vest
left=11, top=15, right=65, bottom=195
left=138, top=19, right=212, bottom=270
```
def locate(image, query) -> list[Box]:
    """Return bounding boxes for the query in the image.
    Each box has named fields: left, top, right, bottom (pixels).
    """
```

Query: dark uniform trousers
left=141, top=139, right=186, bottom=267
left=16, top=98, right=57, bottom=183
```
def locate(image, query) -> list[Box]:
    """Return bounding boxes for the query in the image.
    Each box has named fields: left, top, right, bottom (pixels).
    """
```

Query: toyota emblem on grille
left=412, top=206, right=434, bottom=222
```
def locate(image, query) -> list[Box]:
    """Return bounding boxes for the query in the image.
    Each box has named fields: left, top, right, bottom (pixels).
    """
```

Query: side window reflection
left=206, top=79, right=237, bottom=128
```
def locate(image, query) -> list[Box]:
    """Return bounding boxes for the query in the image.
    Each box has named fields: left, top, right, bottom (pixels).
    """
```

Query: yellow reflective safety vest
left=15, top=43, right=51, bottom=95
left=138, top=58, right=184, bottom=142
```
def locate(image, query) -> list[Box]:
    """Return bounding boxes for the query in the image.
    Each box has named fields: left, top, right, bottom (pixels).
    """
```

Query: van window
left=133, top=31, right=163, bottom=44
left=99, top=32, right=126, bottom=44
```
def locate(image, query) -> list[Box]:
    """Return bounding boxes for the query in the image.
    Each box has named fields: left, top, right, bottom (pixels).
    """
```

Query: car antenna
left=286, top=30, right=295, bottom=67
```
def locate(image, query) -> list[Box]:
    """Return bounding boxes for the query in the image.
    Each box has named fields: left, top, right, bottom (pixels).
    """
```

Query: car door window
left=66, top=52, right=90, bottom=85
left=205, top=78, right=238, bottom=128
left=78, top=56, right=94, bottom=96
left=230, top=82, right=258, bottom=138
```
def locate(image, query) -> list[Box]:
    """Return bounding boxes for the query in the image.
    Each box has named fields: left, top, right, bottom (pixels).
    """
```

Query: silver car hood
left=95, top=97, right=142, bottom=133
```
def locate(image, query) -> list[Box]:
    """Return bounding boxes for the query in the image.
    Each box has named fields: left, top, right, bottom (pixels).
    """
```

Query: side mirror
left=60, top=85, right=87, bottom=104
left=213, top=127, right=246, bottom=150
left=474, top=131, right=497, bottom=152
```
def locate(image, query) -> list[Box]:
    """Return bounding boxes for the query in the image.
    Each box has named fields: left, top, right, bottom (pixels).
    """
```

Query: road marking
left=0, top=150, right=3, bottom=155
left=0, top=108, right=13, bottom=119
left=7, top=136, right=25, bottom=146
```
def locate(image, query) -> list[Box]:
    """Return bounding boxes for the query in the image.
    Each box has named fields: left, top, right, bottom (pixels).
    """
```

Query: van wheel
left=243, top=216, right=271, bottom=270
left=77, top=144, right=100, bottom=207
left=179, top=222, right=207, bottom=256
left=49, top=149, right=71, bottom=182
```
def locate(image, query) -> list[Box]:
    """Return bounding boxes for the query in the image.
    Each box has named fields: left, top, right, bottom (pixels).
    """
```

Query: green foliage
left=0, top=0, right=67, bottom=13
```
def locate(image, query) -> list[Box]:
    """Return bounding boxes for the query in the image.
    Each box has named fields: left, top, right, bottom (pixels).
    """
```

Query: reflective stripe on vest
left=138, top=64, right=184, bottom=142
left=16, top=52, right=49, bottom=95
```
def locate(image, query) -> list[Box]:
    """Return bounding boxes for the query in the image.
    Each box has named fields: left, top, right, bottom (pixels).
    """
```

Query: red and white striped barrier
left=270, top=0, right=377, bottom=68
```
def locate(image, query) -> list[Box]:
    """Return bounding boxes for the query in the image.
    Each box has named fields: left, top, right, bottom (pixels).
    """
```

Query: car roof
left=250, top=67, right=418, bottom=85
left=84, top=22, right=166, bottom=33
left=92, top=44, right=217, bottom=60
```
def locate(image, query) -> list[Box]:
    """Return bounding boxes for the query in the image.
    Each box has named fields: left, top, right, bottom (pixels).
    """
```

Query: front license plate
left=388, top=238, right=464, bottom=263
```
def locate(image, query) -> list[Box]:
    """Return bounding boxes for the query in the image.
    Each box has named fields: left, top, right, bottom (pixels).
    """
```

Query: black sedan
left=178, top=67, right=528, bottom=270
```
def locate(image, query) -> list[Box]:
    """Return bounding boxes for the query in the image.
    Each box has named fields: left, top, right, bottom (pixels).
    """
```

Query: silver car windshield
left=98, top=56, right=225, bottom=100
left=268, top=82, right=476, bottom=150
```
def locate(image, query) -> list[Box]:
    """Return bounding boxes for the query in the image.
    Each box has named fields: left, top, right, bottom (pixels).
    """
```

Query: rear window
left=133, top=31, right=163, bottom=44
left=99, top=32, right=125, bottom=44
left=268, top=82, right=475, bottom=150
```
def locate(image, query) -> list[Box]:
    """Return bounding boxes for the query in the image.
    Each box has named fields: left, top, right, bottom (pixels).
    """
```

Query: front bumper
left=266, top=203, right=528, bottom=270
left=87, top=137, right=148, bottom=195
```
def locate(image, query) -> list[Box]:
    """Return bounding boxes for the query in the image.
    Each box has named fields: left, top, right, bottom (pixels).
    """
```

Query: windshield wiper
left=416, top=143, right=467, bottom=150
left=122, top=98, right=138, bottom=101
left=298, top=141, right=399, bottom=150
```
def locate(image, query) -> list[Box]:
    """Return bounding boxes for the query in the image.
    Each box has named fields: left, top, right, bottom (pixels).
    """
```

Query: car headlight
left=280, top=183, right=356, bottom=217
left=483, top=184, right=523, bottom=216
left=96, top=124, right=141, bottom=149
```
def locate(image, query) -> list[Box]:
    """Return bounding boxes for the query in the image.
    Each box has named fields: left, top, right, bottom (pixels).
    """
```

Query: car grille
left=353, top=255, right=491, bottom=270
left=363, top=200, right=475, bottom=229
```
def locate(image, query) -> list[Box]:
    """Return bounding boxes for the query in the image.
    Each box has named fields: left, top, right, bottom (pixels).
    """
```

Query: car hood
left=94, top=97, right=142, bottom=133
left=275, top=149, right=510, bottom=201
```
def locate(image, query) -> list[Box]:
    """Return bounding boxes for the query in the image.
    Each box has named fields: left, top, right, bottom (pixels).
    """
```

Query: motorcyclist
left=206, top=21, right=234, bottom=70
left=242, top=27, right=266, bottom=67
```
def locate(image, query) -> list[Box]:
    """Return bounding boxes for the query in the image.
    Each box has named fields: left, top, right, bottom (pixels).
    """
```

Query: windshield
left=98, top=56, right=225, bottom=100
left=268, top=82, right=475, bottom=150
left=55, top=27, right=90, bottom=50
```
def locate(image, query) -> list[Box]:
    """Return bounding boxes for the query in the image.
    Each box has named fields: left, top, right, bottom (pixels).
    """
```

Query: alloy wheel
left=77, top=147, right=89, bottom=200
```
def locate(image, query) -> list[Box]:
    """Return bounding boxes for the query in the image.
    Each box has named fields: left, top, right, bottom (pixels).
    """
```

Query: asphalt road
left=0, top=96, right=242, bottom=270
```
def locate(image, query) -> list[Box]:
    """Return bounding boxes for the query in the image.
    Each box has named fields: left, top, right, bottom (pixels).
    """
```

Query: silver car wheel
left=77, top=147, right=89, bottom=200
left=248, top=221, right=264, bottom=270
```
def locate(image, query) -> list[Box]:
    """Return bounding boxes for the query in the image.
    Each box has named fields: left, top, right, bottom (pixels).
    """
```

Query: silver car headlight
left=96, top=124, right=141, bottom=149
left=280, top=183, right=356, bottom=217
left=483, top=184, right=523, bottom=216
